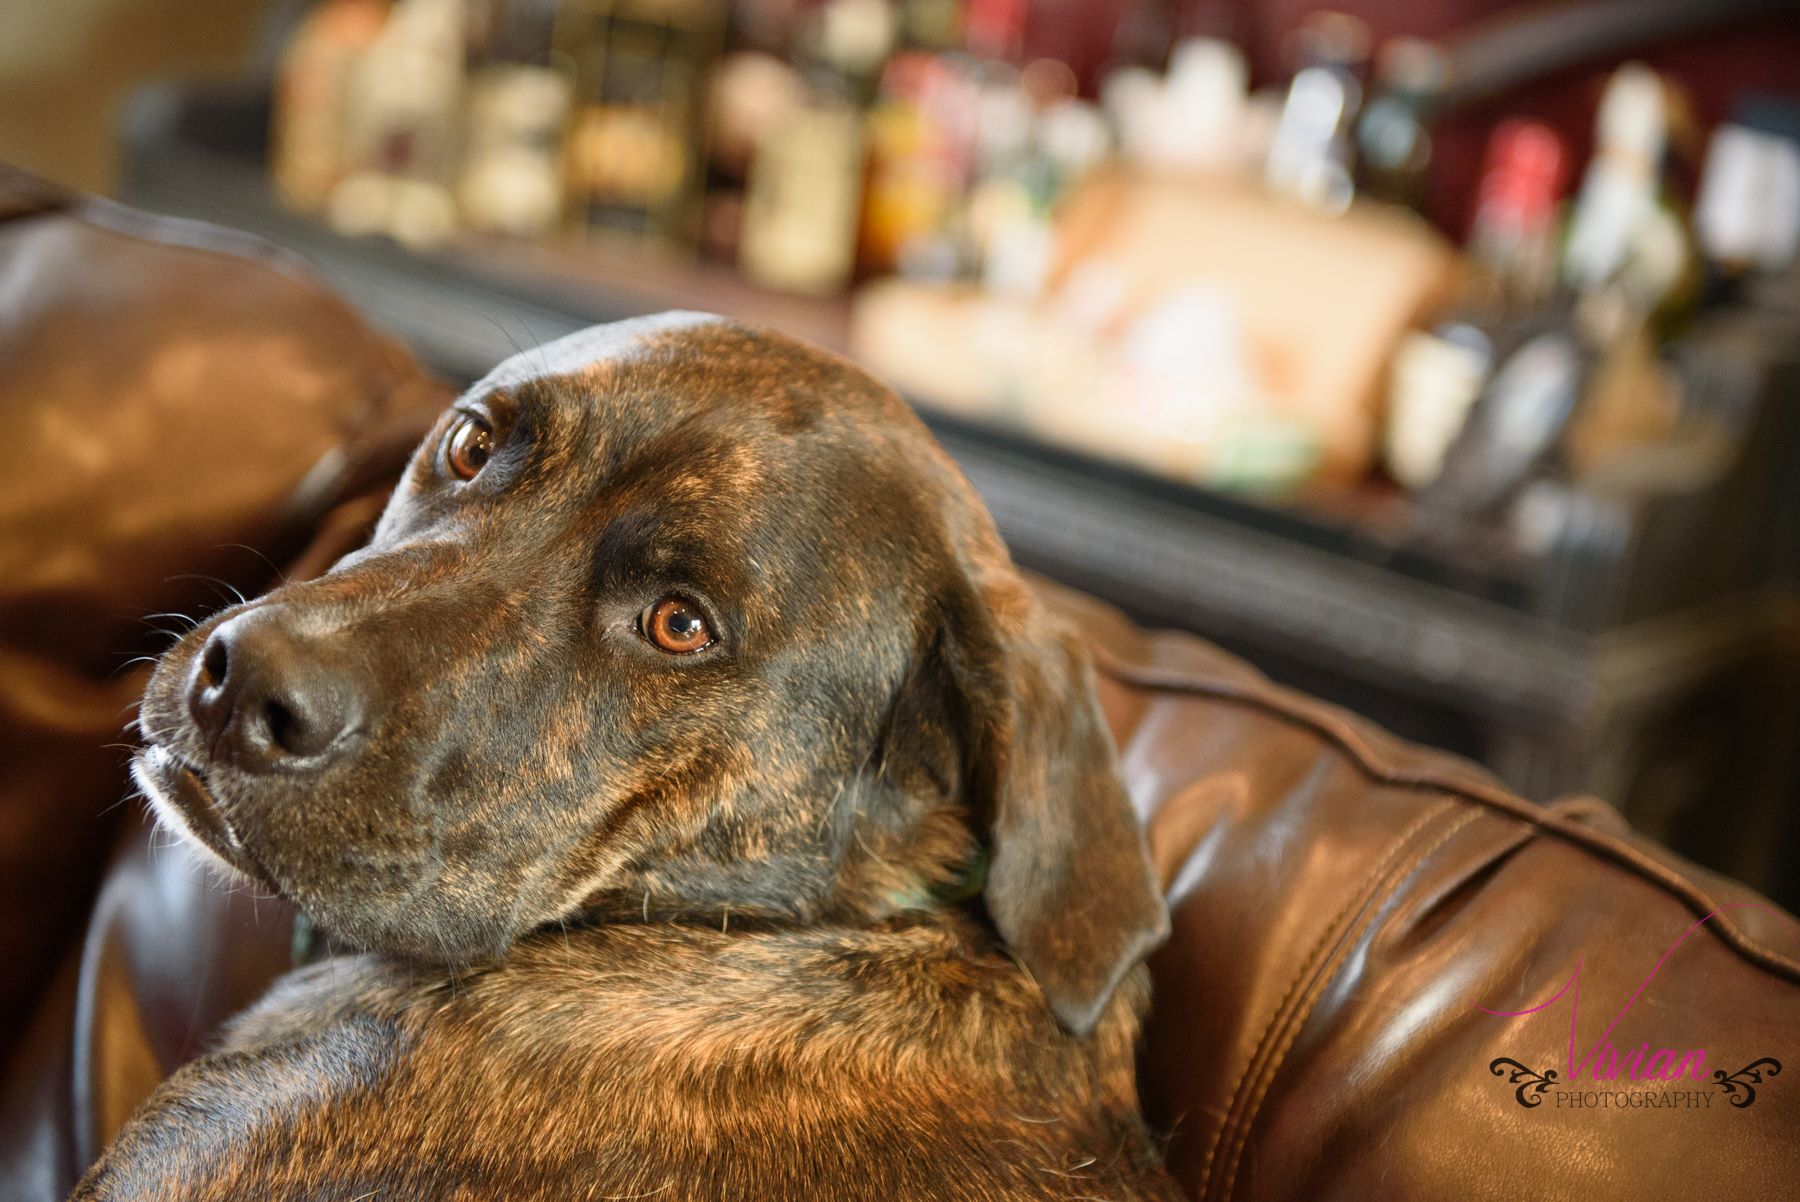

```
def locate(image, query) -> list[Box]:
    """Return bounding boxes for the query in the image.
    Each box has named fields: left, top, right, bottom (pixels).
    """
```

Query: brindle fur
left=78, top=314, right=1180, bottom=1201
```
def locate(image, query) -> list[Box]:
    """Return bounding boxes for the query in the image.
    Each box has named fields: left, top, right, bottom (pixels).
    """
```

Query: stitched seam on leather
left=1194, top=799, right=1464, bottom=1201
left=1214, top=806, right=1484, bottom=1202
left=1094, top=649, right=1800, bottom=982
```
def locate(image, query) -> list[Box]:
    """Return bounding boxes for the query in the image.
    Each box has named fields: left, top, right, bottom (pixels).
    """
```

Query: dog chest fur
left=76, top=917, right=1177, bottom=1201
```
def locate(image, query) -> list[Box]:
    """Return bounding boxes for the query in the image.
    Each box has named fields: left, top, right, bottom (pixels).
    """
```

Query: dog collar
left=927, top=846, right=990, bottom=907
left=880, top=847, right=988, bottom=915
left=291, top=912, right=323, bottom=967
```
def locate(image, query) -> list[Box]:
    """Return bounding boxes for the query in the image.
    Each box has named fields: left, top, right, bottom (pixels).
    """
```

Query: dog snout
left=188, top=608, right=365, bottom=771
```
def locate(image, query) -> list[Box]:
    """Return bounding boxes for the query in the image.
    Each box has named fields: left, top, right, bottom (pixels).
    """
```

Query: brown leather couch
left=2, top=173, right=1796, bottom=1202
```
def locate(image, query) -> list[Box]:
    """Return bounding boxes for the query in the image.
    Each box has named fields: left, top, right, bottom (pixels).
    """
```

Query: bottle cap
left=1477, top=120, right=1568, bottom=231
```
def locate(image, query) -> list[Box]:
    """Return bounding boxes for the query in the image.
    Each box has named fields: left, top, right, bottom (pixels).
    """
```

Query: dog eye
left=640, top=596, right=714, bottom=654
left=444, top=414, right=494, bottom=481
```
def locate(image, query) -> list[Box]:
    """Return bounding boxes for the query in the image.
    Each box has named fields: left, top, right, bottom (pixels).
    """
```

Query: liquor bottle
left=1264, top=13, right=1371, bottom=212
left=810, top=0, right=898, bottom=104
left=1164, top=38, right=1250, bottom=174
left=1467, top=119, right=1570, bottom=317
left=897, top=0, right=960, bottom=53
left=457, top=0, right=572, bottom=238
left=271, top=0, right=390, bottom=214
left=962, top=1, right=1096, bottom=296
left=558, top=0, right=727, bottom=248
left=328, top=0, right=467, bottom=247
left=1101, top=64, right=1163, bottom=168
left=963, top=0, right=1028, bottom=65
left=1264, top=69, right=1353, bottom=210
left=701, top=47, right=806, bottom=260
left=1562, top=63, right=1697, bottom=329
left=738, top=77, right=867, bottom=293
left=1289, top=9, right=1372, bottom=83
left=1103, top=38, right=1247, bottom=173
left=860, top=51, right=978, bottom=278
left=974, top=94, right=1108, bottom=300
left=1694, top=99, right=1800, bottom=282
left=1386, top=120, right=1569, bottom=493
left=738, top=0, right=892, bottom=294
left=1565, top=64, right=1664, bottom=293
left=1354, top=38, right=1446, bottom=214
left=1420, top=318, right=1589, bottom=518
left=1384, top=322, right=1493, bottom=492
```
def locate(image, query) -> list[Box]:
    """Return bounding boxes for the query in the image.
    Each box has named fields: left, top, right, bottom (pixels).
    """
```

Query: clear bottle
left=1354, top=38, right=1446, bottom=215
left=329, top=0, right=467, bottom=247
left=1562, top=62, right=1698, bottom=334
left=557, top=0, right=727, bottom=249
left=1265, top=11, right=1370, bottom=213
left=271, top=0, right=391, bottom=214
left=457, top=0, right=572, bottom=238
left=738, top=0, right=892, bottom=294
left=1387, top=121, right=1570, bottom=493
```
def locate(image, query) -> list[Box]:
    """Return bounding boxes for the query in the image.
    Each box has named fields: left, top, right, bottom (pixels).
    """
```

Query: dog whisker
left=217, top=542, right=287, bottom=588
left=106, top=654, right=162, bottom=683
left=166, top=572, right=249, bottom=608
left=139, top=610, right=202, bottom=630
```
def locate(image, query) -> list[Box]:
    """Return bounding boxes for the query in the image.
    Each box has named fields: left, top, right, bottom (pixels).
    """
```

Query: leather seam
left=1193, top=798, right=1466, bottom=1200
left=1213, top=805, right=1484, bottom=1201
left=1093, top=648, right=1800, bottom=983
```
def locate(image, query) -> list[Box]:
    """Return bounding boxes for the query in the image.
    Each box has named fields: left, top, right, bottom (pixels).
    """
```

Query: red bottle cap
left=965, top=0, right=1028, bottom=61
left=1476, top=119, right=1569, bottom=232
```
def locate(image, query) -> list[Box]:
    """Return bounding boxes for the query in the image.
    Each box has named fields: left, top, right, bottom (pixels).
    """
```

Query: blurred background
left=3, top=0, right=1797, bottom=905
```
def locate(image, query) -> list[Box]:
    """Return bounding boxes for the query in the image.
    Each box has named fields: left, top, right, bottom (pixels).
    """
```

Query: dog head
left=135, top=313, right=1166, bottom=1034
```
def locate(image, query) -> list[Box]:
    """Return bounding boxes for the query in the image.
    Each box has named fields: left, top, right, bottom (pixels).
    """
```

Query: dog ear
left=942, top=560, right=1170, bottom=1037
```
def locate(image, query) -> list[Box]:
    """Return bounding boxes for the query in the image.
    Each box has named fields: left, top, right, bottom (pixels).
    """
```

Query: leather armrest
left=1062, top=578, right=1800, bottom=1201
left=0, top=164, right=445, bottom=1152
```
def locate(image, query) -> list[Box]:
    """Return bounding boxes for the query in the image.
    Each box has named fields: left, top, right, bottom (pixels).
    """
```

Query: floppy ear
left=944, top=565, right=1170, bottom=1037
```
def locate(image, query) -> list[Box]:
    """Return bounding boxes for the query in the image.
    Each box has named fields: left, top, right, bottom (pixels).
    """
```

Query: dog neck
left=575, top=778, right=985, bottom=934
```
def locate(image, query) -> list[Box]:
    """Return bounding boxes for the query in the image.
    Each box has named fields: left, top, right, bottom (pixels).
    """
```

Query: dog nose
left=187, top=609, right=363, bottom=771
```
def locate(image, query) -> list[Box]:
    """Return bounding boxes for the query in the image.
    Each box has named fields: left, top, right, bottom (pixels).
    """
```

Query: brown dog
left=79, top=314, right=1181, bottom=1201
